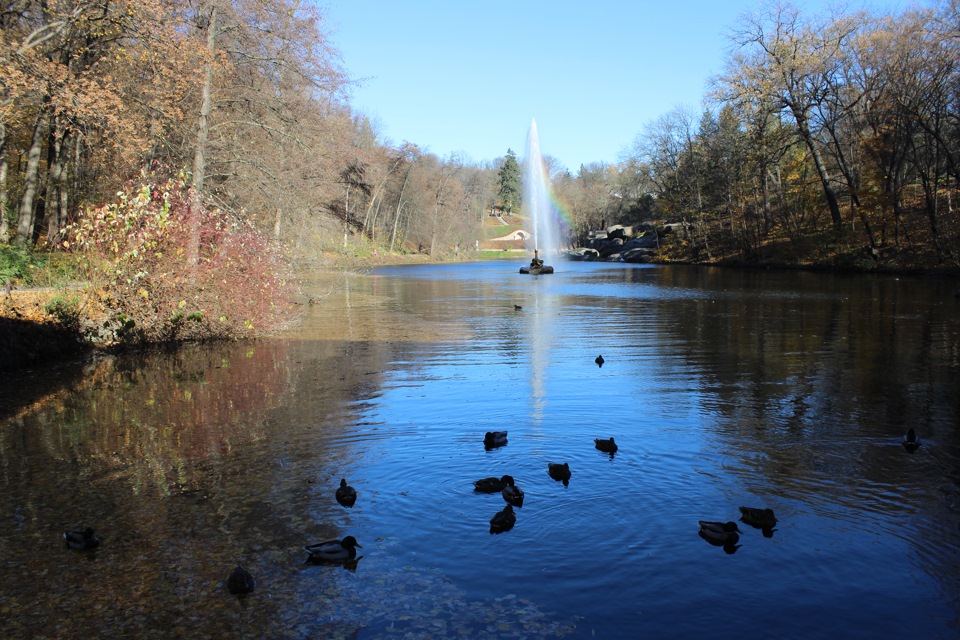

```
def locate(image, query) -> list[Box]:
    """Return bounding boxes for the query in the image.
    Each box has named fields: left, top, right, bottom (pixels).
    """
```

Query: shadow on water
left=0, top=315, right=90, bottom=420
left=0, top=270, right=580, bottom=638
left=2, top=265, right=960, bottom=638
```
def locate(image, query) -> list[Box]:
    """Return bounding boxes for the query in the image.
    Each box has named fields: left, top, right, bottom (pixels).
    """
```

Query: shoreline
left=3, top=251, right=957, bottom=373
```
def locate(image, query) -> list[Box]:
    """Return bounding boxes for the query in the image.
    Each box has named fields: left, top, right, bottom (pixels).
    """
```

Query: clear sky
left=324, top=0, right=911, bottom=172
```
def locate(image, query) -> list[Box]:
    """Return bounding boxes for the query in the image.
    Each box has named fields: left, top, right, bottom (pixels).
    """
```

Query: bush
left=63, top=169, right=300, bottom=344
left=44, top=294, right=83, bottom=332
left=0, top=244, right=45, bottom=283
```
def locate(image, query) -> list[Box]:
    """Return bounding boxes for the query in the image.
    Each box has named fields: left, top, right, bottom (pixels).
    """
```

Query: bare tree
left=730, top=2, right=847, bottom=230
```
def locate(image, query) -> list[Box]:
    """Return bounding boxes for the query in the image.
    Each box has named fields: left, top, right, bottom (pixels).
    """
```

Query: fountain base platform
left=519, top=254, right=553, bottom=275
left=519, top=264, right=554, bottom=275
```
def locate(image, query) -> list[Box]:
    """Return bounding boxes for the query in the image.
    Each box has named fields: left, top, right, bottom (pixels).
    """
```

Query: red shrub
left=64, top=170, right=301, bottom=343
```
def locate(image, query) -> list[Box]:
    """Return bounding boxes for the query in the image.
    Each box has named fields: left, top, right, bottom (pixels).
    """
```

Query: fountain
left=519, top=119, right=555, bottom=275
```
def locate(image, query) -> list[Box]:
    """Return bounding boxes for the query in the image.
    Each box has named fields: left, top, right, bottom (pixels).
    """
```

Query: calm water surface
left=2, top=261, right=959, bottom=639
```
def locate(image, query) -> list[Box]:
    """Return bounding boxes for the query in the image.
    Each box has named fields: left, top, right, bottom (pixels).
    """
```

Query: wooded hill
left=2, top=0, right=958, bottom=280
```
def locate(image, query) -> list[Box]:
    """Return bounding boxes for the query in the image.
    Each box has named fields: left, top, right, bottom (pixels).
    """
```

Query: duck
left=227, top=565, right=256, bottom=594
left=594, top=437, right=618, bottom=454
left=501, top=476, right=524, bottom=507
left=64, top=527, right=100, bottom=550
left=474, top=474, right=514, bottom=493
left=484, top=431, right=508, bottom=448
left=514, top=305, right=523, bottom=310
left=739, top=506, right=777, bottom=529
left=595, top=355, right=604, bottom=367
left=903, top=428, right=921, bottom=452
left=489, top=504, right=516, bottom=533
left=548, top=462, right=572, bottom=483
left=335, top=478, right=357, bottom=507
left=698, top=521, right=742, bottom=545
left=304, top=535, right=362, bottom=563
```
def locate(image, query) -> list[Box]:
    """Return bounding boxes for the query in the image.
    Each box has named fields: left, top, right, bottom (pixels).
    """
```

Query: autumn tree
left=185, top=0, right=350, bottom=260
left=728, top=2, right=849, bottom=230
left=1, top=0, right=194, bottom=245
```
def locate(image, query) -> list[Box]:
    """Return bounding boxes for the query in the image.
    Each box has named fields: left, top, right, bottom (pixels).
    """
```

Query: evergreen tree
left=497, top=149, right=521, bottom=213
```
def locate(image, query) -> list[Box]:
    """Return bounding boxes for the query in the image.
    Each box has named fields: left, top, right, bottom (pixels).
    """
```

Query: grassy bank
left=0, top=247, right=451, bottom=372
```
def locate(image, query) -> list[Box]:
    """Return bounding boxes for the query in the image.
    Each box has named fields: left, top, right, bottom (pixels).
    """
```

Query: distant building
left=480, top=228, right=529, bottom=252
left=492, top=229, right=529, bottom=242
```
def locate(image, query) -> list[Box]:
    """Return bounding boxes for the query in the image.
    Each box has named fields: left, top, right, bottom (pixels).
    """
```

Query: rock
left=597, top=238, right=624, bottom=258
left=621, top=248, right=657, bottom=263
left=565, top=248, right=600, bottom=261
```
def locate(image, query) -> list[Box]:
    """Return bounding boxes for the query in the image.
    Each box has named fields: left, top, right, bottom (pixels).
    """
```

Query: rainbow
left=546, top=189, right=573, bottom=249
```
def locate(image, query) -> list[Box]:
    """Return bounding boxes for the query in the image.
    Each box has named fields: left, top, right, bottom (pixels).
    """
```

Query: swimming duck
left=484, top=431, right=508, bottom=448
left=304, top=535, right=362, bottom=563
left=548, top=462, right=572, bottom=483
left=490, top=504, right=516, bottom=533
left=514, top=305, right=523, bottom=310
left=739, top=506, right=777, bottom=529
left=474, top=474, right=514, bottom=493
left=335, top=478, right=357, bottom=507
left=227, top=565, right=256, bottom=594
left=595, top=355, right=604, bottom=367
left=594, top=437, right=618, bottom=453
left=64, top=527, right=100, bottom=551
left=698, top=529, right=742, bottom=553
left=698, top=521, right=742, bottom=545
left=501, top=476, right=525, bottom=507
left=903, top=428, right=920, bottom=452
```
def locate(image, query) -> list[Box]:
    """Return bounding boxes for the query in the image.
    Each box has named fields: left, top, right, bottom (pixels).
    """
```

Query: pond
left=2, top=261, right=959, bottom=638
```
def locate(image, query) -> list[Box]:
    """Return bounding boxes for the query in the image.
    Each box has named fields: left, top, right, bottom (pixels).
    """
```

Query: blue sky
left=324, top=1, right=911, bottom=172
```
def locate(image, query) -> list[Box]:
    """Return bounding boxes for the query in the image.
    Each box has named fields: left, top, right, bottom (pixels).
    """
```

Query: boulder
left=598, top=238, right=624, bottom=258
left=661, top=223, right=689, bottom=236
left=622, top=232, right=659, bottom=250
left=621, top=247, right=657, bottom=263
left=565, top=248, right=600, bottom=261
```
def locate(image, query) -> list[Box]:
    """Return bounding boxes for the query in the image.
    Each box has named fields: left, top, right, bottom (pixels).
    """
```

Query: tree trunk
left=0, top=121, right=8, bottom=243
left=389, top=202, right=404, bottom=253
left=190, top=3, right=218, bottom=265
left=389, top=167, right=412, bottom=253
left=429, top=171, right=452, bottom=257
left=44, top=121, right=68, bottom=244
left=761, top=165, right=772, bottom=235
left=362, top=155, right=404, bottom=238
left=342, top=185, right=349, bottom=248
left=16, top=107, right=49, bottom=244
left=371, top=199, right=383, bottom=243
left=360, top=193, right=375, bottom=236
left=792, top=109, right=843, bottom=229
left=919, top=164, right=944, bottom=261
